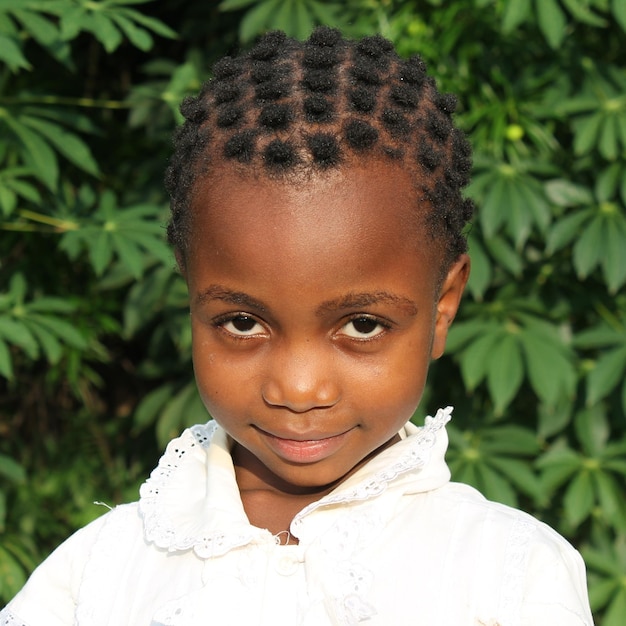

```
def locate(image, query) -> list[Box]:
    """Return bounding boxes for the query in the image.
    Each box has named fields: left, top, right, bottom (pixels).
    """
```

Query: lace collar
left=139, top=407, right=453, bottom=559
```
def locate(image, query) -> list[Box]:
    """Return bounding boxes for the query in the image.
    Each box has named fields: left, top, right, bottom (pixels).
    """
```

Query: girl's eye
left=219, top=315, right=264, bottom=337
left=340, top=316, right=388, bottom=339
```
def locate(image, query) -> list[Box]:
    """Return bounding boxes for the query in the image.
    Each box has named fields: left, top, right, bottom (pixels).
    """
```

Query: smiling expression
left=184, top=161, right=468, bottom=496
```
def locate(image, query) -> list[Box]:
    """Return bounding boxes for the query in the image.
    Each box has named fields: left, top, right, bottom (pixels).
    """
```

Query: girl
left=1, top=28, right=593, bottom=625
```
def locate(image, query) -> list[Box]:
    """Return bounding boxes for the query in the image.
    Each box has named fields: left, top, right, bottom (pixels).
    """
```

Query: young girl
left=1, top=28, right=593, bottom=625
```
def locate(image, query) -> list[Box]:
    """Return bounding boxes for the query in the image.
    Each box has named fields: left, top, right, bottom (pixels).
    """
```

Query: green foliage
left=1, top=1, right=625, bottom=623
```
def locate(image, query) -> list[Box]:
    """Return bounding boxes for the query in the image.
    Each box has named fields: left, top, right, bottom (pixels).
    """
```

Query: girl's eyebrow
left=195, top=285, right=267, bottom=312
left=317, top=292, right=418, bottom=316
left=195, top=286, right=418, bottom=316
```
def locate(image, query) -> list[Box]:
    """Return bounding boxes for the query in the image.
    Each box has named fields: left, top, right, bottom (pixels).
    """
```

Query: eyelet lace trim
left=139, top=421, right=268, bottom=558
left=497, top=517, right=536, bottom=626
left=139, top=408, right=451, bottom=559
left=293, top=406, right=452, bottom=527
left=0, top=608, right=29, bottom=626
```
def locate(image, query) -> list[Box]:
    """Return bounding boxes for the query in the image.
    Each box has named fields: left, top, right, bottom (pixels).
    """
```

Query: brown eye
left=221, top=315, right=264, bottom=336
left=352, top=317, right=379, bottom=334
left=340, top=315, right=387, bottom=339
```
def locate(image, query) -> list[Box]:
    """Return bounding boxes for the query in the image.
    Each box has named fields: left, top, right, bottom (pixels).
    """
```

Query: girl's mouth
left=258, top=428, right=351, bottom=464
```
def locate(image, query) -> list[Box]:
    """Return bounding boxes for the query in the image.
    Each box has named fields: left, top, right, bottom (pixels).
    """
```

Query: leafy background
left=1, top=0, right=625, bottom=622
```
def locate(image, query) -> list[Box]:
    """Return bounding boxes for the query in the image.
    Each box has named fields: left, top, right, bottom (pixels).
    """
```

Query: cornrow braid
left=165, top=27, right=474, bottom=265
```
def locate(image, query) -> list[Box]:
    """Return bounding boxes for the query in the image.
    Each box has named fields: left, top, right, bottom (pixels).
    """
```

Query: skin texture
left=183, top=161, right=469, bottom=540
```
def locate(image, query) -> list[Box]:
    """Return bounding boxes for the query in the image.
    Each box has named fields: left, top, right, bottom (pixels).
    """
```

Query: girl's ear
left=431, top=254, right=470, bottom=360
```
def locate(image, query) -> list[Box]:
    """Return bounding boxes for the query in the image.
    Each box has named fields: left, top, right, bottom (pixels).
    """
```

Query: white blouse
left=1, top=408, right=594, bottom=625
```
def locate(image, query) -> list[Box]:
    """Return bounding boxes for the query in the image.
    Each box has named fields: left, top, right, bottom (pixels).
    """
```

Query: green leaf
left=0, top=454, right=25, bottom=483
left=484, top=235, right=523, bottom=276
left=0, top=185, right=16, bottom=216
left=27, top=314, right=86, bottom=349
left=479, top=175, right=508, bottom=238
left=239, top=0, right=281, bottom=42
left=445, top=320, right=493, bottom=352
left=0, top=33, right=30, bottom=71
left=487, top=332, right=524, bottom=413
left=156, top=382, right=206, bottom=447
left=133, top=383, right=175, bottom=430
left=603, top=588, right=626, bottom=626
left=24, top=297, right=76, bottom=314
left=573, top=212, right=604, bottom=278
left=537, top=401, right=572, bottom=439
left=593, top=471, right=626, bottom=531
left=0, top=339, right=12, bottom=379
left=59, top=6, right=88, bottom=40
left=20, top=116, right=99, bottom=176
left=0, top=545, right=28, bottom=599
left=458, top=330, right=503, bottom=390
left=521, top=328, right=575, bottom=406
left=0, top=317, right=39, bottom=358
left=595, top=164, right=621, bottom=203
left=502, top=0, right=531, bottom=32
left=586, top=346, right=626, bottom=406
left=598, top=114, right=619, bottom=160
left=476, top=463, right=518, bottom=506
left=545, top=209, right=592, bottom=254
left=308, top=0, right=340, bottom=26
left=122, top=10, right=177, bottom=39
left=24, top=320, right=63, bottom=364
left=4, top=116, right=58, bottom=190
left=111, top=233, right=146, bottom=279
left=489, top=457, right=541, bottom=498
left=13, top=8, right=59, bottom=46
left=293, top=0, right=314, bottom=39
left=505, top=180, right=532, bottom=248
left=602, top=213, right=626, bottom=292
left=89, top=231, right=114, bottom=276
left=573, top=323, right=624, bottom=349
left=545, top=179, right=593, bottom=207
left=88, top=12, right=123, bottom=52
left=536, top=0, right=567, bottom=49
left=481, top=426, right=540, bottom=455
left=518, top=180, right=551, bottom=234
left=614, top=0, right=626, bottom=31
left=574, top=405, right=609, bottom=456
left=561, top=0, right=607, bottom=27
left=573, top=112, right=603, bottom=156
left=4, top=177, right=41, bottom=205
left=273, top=0, right=295, bottom=34
left=563, top=470, right=594, bottom=527
left=111, top=11, right=153, bottom=51
left=588, top=578, right=620, bottom=612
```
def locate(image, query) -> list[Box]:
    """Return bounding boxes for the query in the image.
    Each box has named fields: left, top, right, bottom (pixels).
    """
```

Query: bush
left=1, top=1, right=625, bottom=622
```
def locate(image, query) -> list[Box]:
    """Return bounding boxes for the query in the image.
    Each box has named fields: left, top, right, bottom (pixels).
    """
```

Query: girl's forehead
left=186, top=162, right=443, bottom=288
left=191, top=160, right=426, bottom=238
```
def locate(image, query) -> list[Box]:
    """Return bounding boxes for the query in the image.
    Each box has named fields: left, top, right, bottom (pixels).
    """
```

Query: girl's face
left=185, top=162, right=468, bottom=495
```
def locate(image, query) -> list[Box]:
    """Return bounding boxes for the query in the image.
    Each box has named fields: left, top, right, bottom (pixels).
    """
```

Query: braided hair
left=165, top=27, right=474, bottom=266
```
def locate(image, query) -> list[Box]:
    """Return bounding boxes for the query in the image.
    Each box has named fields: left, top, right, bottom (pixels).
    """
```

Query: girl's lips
left=259, top=429, right=351, bottom=464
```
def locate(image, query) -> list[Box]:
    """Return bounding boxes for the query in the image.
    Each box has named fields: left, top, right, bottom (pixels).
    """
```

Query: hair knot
left=307, top=26, right=342, bottom=47
left=223, top=130, right=257, bottom=162
left=345, top=119, right=379, bottom=150
left=212, top=56, right=244, bottom=79
left=263, top=139, right=297, bottom=168
left=259, top=103, right=292, bottom=130
left=349, top=85, right=377, bottom=113
left=307, top=132, right=341, bottom=167
left=249, top=31, right=288, bottom=60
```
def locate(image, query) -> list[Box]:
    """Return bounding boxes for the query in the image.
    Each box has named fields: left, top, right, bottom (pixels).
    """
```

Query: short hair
left=165, top=27, right=474, bottom=266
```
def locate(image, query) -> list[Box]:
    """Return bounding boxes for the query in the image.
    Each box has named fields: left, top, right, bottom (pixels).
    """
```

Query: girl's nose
left=261, top=342, right=340, bottom=412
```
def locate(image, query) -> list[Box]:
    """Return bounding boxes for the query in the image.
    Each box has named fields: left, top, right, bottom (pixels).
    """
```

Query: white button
left=275, top=554, right=300, bottom=576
